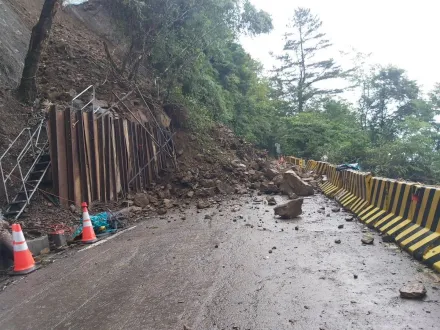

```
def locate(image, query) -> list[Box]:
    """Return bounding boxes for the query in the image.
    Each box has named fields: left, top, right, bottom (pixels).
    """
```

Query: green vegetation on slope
left=100, top=1, right=440, bottom=184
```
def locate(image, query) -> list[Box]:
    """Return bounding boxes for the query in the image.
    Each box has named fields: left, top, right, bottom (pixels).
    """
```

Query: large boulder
left=134, top=193, right=150, bottom=208
left=279, top=181, right=295, bottom=196
left=283, top=170, right=314, bottom=196
left=260, top=181, right=279, bottom=194
left=265, top=168, right=279, bottom=180
left=273, top=174, right=284, bottom=187
left=274, top=199, right=304, bottom=219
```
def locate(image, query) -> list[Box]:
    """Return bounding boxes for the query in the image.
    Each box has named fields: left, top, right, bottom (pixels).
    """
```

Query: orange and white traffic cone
left=11, top=224, right=37, bottom=275
left=81, top=202, right=97, bottom=244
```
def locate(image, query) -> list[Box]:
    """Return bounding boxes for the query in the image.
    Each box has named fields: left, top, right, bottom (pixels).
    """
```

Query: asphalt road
left=0, top=193, right=439, bottom=330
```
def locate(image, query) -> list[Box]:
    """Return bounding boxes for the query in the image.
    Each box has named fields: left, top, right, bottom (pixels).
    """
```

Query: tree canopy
left=98, top=2, right=440, bottom=183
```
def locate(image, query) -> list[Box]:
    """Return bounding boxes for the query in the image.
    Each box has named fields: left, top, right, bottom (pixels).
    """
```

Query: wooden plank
left=140, top=128, right=147, bottom=188
left=110, top=117, right=118, bottom=199
left=82, top=112, right=92, bottom=202
left=151, top=125, right=158, bottom=178
left=131, top=122, right=140, bottom=191
left=135, top=123, right=142, bottom=190
left=55, top=110, right=68, bottom=207
left=98, top=117, right=106, bottom=202
left=76, top=112, right=89, bottom=204
left=114, top=120, right=124, bottom=193
left=92, top=113, right=101, bottom=200
left=69, top=109, right=81, bottom=206
left=47, top=106, right=59, bottom=197
left=137, top=124, right=144, bottom=189
left=104, top=117, right=112, bottom=200
left=64, top=112, right=74, bottom=203
left=144, top=125, right=152, bottom=186
left=122, top=119, right=130, bottom=192
left=87, top=112, right=98, bottom=201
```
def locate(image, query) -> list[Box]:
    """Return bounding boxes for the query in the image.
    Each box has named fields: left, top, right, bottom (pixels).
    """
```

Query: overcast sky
left=241, top=0, right=439, bottom=94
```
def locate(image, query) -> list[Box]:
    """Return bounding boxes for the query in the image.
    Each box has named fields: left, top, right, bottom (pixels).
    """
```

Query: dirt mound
left=0, top=0, right=275, bottom=238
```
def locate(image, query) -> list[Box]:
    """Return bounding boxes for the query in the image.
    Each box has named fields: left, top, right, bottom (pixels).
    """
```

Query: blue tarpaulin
left=73, top=212, right=117, bottom=239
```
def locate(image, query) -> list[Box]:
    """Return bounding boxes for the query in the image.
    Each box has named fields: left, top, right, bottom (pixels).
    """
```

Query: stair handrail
left=0, top=120, right=46, bottom=204
left=71, top=85, right=96, bottom=112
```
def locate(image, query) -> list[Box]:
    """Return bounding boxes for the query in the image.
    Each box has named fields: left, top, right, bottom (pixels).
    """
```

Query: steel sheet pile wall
left=290, top=154, right=440, bottom=272
left=47, top=107, right=170, bottom=207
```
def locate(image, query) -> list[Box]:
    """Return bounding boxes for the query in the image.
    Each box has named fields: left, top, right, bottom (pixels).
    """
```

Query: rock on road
left=0, top=193, right=439, bottom=330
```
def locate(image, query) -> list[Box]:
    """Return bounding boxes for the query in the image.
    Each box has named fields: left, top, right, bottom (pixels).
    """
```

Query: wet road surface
left=1, top=193, right=440, bottom=330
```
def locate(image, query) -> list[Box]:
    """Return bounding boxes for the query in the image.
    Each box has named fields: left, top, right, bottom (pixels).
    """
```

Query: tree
left=364, top=66, right=419, bottom=143
left=273, top=7, right=350, bottom=113
left=16, top=0, right=60, bottom=103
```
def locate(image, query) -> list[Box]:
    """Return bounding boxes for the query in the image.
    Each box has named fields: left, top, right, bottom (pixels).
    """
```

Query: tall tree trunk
left=297, top=24, right=306, bottom=112
left=16, top=0, right=59, bottom=104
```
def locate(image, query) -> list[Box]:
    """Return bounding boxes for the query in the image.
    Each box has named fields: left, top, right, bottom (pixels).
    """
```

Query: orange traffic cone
left=81, top=202, right=97, bottom=244
left=11, top=224, right=37, bottom=275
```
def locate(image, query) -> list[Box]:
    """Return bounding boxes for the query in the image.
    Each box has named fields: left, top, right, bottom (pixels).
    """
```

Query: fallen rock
left=332, top=207, right=341, bottom=213
left=197, top=201, right=210, bottom=209
left=338, top=224, right=344, bottom=229
left=288, top=192, right=298, bottom=200
left=273, top=174, right=284, bottom=186
left=265, top=168, right=279, bottom=180
left=163, top=199, right=172, bottom=208
left=382, top=234, right=394, bottom=243
left=400, top=282, right=427, bottom=299
left=335, top=239, right=341, bottom=244
left=134, top=193, right=150, bottom=208
left=361, top=234, right=374, bottom=245
left=283, top=170, right=314, bottom=196
left=274, top=199, right=304, bottom=219
left=204, top=214, right=212, bottom=220
left=279, top=181, right=294, bottom=196
left=216, top=181, right=234, bottom=195
left=130, top=206, right=143, bottom=213
left=157, top=208, right=167, bottom=215
left=187, top=191, right=194, bottom=198
left=260, top=181, right=279, bottom=194
left=267, top=196, right=277, bottom=205
left=345, top=217, right=354, bottom=222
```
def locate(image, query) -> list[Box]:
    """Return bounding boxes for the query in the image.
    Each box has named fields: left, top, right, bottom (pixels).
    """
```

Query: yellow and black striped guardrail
left=288, top=155, right=440, bottom=273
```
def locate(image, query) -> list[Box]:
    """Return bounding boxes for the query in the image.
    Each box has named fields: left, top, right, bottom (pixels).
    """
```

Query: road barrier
left=286, top=156, right=305, bottom=167
left=306, top=160, right=317, bottom=172
left=337, top=170, right=372, bottom=212
left=290, top=155, right=440, bottom=273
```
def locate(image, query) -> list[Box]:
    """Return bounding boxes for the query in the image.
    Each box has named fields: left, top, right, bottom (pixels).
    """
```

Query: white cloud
left=242, top=0, right=439, bottom=93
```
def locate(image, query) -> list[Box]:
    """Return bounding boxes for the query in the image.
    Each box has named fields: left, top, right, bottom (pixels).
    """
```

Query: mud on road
left=0, top=192, right=439, bottom=330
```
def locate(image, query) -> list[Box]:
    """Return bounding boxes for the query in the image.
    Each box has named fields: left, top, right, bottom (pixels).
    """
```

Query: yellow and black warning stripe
left=315, top=162, right=328, bottom=175
left=306, top=160, right=317, bottom=172
left=374, top=181, right=415, bottom=237
left=357, top=178, right=390, bottom=225
left=423, top=247, right=440, bottom=272
left=394, top=186, right=440, bottom=260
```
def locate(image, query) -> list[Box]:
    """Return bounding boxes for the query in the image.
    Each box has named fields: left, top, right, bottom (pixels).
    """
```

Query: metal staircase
left=0, top=120, right=50, bottom=220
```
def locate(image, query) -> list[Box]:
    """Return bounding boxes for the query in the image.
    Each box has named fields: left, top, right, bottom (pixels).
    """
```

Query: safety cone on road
left=11, top=224, right=37, bottom=275
left=81, top=202, right=97, bottom=244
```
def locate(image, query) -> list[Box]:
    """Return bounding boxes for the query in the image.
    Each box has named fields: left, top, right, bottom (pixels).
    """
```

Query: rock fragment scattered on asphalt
left=274, top=199, right=304, bottom=219
left=400, top=282, right=427, bottom=299
left=361, top=234, right=374, bottom=245
left=267, top=196, right=277, bottom=205
left=382, top=234, right=393, bottom=243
